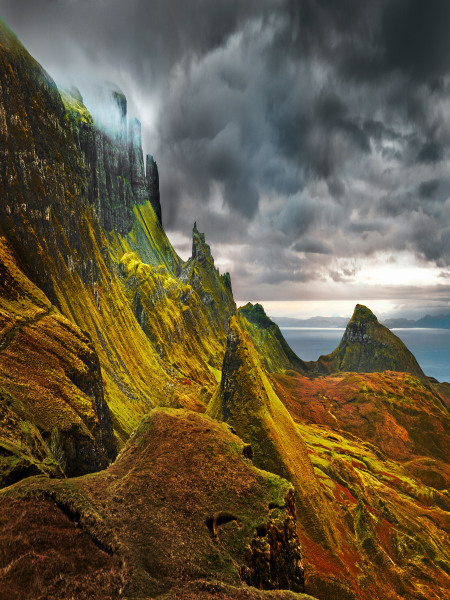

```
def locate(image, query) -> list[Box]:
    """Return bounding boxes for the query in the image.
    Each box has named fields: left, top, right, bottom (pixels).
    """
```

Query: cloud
left=3, top=0, right=450, bottom=309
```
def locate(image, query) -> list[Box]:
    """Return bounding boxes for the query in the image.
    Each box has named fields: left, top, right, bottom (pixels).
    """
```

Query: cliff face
left=62, top=87, right=162, bottom=235
left=0, top=22, right=98, bottom=300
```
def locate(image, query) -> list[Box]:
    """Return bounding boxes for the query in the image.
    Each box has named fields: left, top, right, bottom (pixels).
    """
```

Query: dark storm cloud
left=416, top=142, right=444, bottom=164
left=382, top=0, right=450, bottom=80
left=2, top=0, right=450, bottom=301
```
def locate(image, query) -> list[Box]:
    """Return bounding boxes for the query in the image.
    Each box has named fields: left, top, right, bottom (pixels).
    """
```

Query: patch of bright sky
left=353, top=253, right=448, bottom=287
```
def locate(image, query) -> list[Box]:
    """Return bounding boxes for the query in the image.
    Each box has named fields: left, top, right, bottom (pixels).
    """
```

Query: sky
left=2, top=0, right=450, bottom=318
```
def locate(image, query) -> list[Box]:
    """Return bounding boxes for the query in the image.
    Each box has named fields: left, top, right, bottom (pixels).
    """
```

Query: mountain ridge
left=0, top=17, right=449, bottom=600
left=272, top=313, right=450, bottom=329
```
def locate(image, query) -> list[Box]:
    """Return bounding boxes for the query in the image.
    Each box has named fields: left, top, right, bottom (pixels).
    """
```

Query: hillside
left=0, top=17, right=449, bottom=600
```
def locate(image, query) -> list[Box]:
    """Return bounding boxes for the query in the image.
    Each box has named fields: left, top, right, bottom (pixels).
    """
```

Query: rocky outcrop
left=180, top=223, right=236, bottom=336
left=146, top=153, right=162, bottom=225
left=208, top=318, right=339, bottom=552
left=115, top=224, right=236, bottom=405
left=241, top=489, right=304, bottom=592
left=312, top=304, right=428, bottom=381
left=128, top=117, right=147, bottom=205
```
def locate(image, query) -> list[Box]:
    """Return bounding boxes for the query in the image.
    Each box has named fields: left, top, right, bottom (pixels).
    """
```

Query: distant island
left=272, top=313, right=450, bottom=329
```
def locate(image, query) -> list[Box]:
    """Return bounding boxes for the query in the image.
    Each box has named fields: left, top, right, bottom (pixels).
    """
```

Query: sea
left=280, top=327, right=450, bottom=383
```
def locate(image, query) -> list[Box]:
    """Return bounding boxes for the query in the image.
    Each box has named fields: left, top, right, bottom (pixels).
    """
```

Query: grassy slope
left=0, top=233, right=116, bottom=483
left=271, top=367, right=450, bottom=599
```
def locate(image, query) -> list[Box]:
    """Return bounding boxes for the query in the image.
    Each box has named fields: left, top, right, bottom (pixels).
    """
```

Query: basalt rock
left=241, top=490, right=304, bottom=592
left=62, top=87, right=163, bottom=235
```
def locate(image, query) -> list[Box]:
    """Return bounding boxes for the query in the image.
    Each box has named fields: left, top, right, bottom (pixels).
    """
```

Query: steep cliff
left=61, top=86, right=162, bottom=237
left=0, top=17, right=236, bottom=473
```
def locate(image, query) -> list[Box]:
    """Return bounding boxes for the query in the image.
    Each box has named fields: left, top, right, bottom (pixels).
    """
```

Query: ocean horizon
left=280, top=326, right=450, bottom=383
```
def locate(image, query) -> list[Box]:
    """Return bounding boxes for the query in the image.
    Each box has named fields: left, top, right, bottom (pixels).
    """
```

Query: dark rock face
left=241, top=490, right=304, bottom=593
left=146, top=153, right=162, bottom=225
left=128, top=117, right=147, bottom=205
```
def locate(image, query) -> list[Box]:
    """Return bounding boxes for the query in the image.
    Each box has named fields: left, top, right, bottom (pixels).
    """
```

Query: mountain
left=272, top=316, right=349, bottom=328
left=386, top=313, right=450, bottom=329
left=273, top=313, right=450, bottom=329
left=0, top=17, right=449, bottom=600
left=311, top=304, right=427, bottom=382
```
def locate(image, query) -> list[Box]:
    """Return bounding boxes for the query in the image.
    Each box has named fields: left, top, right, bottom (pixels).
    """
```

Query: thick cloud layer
left=2, top=0, right=450, bottom=314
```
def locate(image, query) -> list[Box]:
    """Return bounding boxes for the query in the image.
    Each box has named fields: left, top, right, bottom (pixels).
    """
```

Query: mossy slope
left=275, top=370, right=450, bottom=465
left=0, top=234, right=116, bottom=483
left=0, top=408, right=311, bottom=599
left=296, top=422, right=450, bottom=600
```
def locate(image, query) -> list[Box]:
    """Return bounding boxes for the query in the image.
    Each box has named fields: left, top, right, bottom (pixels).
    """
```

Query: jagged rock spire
left=146, top=154, right=162, bottom=225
